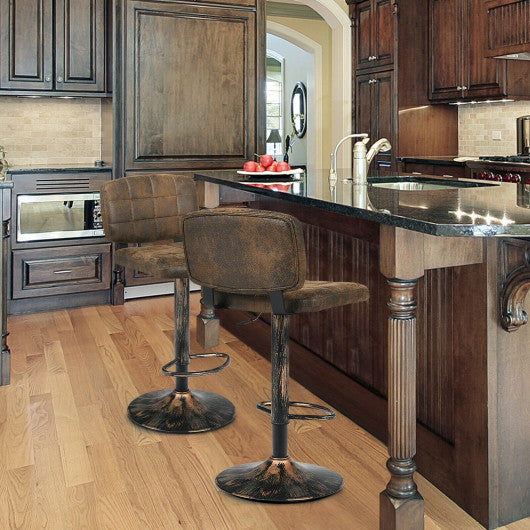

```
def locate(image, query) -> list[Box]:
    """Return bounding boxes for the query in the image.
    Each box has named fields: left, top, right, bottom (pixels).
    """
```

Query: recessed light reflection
left=450, top=208, right=515, bottom=225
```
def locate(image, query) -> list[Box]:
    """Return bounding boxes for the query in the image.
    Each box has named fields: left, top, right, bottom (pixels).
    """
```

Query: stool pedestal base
left=215, top=456, right=343, bottom=502
left=127, top=388, right=235, bottom=433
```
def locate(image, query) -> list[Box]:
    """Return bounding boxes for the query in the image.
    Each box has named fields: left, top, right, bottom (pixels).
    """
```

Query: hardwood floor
left=1, top=293, right=529, bottom=529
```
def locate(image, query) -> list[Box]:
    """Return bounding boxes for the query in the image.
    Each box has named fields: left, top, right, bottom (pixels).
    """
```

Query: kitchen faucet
left=330, top=134, right=391, bottom=185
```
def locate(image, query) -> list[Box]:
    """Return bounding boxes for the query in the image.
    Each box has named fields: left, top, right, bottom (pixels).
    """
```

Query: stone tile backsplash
left=0, top=96, right=102, bottom=167
left=458, top=100, right=530, bottom=156
left=1, top=95, right=529, bottom=166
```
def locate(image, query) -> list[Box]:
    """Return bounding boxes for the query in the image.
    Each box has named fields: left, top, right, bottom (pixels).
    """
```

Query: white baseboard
left=124, top=281, right=200, bottom=300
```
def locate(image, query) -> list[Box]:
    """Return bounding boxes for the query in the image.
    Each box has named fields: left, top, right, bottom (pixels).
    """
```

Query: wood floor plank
left=2, top=293, right=528, bottom=530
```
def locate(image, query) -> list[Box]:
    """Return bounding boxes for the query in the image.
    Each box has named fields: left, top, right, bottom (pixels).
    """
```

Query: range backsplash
left=0, top=96, right=102, bottom=167
left=459, top=100, right=530, bottom=157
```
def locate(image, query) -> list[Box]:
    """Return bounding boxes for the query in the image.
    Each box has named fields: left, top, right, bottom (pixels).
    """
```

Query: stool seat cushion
left=213, top=280, right=369, bottom=314
left=115, top=243, right=187, bottom=279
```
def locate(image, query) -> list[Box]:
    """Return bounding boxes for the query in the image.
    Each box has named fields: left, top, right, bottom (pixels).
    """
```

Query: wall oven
left=17, top=192, right=103, bottom=242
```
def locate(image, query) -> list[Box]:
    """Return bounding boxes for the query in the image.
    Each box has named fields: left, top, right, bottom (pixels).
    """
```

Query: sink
left=369, top=176, right=497, bottom=191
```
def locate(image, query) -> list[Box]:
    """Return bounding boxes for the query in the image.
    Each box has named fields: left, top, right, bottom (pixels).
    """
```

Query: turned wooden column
left=379, top=224, right=483, bottom=529
left=380, top=278, right=423, bottom=529
left=196, top=298, right=220, bottom=350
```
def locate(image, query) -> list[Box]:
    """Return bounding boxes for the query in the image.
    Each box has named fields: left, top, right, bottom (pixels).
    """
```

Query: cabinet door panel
left=373, top=71, right=393, bottom=168
left=355, top=0, right=373, bottom=70
left=464, top=0, right=506, bottom=97
left=355, top=76, right=373, bottom=136
left=55, top=0, right=106, bottom=92
left=124, top=1, right=256, bottom=170
left=374, top=0, right=393, bottom=67
left=0, top=0, right=53, bottom=90
left=429, top=0, right=463, bottom=100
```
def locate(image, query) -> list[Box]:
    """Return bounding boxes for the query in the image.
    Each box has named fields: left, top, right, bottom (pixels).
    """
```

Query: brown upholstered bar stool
left=100, top=174, right=235, bottom=433
left=183, top=207, right=369, bottom=502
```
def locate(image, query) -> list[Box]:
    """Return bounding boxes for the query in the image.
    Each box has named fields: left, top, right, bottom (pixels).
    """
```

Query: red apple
left=255, top=164, right=266, bottom=172
left=243, top=160, right=258, bottom=172
left=259, top=154, right=274, bottom=168
left=269, top=161, right=279, bottom=172
left=276, top=161, right=291, bottom=172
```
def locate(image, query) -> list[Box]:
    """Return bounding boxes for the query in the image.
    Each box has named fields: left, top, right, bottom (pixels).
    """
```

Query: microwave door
left=17, top=192, right=103, bottom=242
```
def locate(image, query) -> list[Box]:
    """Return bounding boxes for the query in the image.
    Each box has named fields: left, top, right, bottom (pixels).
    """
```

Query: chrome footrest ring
left=256, top=400, right=335, bottom=420
left=162, top=352, right=230, bottom=378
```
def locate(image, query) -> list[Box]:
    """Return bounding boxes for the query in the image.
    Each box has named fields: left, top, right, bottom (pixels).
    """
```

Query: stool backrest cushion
left=100, top=174, right=198, bottom=243
left=183, top=208, right=306, bottom=294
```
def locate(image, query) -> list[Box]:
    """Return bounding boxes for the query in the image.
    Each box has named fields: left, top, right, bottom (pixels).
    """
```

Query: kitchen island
left=195, top=170, right=529, bottom=529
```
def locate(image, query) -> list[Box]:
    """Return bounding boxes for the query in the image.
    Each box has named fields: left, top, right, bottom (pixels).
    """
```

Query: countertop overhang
left=194, top=170, right=530, bottom=238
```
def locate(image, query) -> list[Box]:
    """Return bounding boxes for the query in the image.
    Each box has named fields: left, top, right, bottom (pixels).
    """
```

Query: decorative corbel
left=500, top=243, right=530, bottom=332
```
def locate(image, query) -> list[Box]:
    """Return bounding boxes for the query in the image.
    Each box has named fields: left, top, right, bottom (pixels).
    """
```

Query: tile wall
left=0, top=96, right=102, bottom=167
left=458, top=100, right=530, bottom=156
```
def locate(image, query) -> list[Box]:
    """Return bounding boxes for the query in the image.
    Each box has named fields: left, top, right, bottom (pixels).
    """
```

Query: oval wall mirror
left=290, top=82, right=307, bottom=138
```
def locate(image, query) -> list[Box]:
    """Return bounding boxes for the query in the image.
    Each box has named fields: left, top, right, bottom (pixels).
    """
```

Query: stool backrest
left=183, top=208, right=306, bottom=294
left=100, top=174, right=198, bottom=243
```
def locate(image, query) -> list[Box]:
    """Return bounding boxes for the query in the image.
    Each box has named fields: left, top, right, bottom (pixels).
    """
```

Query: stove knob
left=503, top=173, right=512, bottom=182
left=494, top=173, right=502, bottom=181
left=512, top=173, right=521, bottom=183
left=486, top=171, right=495, bottom=180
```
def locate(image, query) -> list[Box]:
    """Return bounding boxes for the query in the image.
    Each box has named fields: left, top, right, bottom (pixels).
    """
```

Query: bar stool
left=182, top=207, right=369, bottom=502
left=100, top=174, right=235, bottom=433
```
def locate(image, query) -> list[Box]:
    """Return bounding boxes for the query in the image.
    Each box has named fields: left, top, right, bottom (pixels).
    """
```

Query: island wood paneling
left=218, top=195, right=489, bottom=525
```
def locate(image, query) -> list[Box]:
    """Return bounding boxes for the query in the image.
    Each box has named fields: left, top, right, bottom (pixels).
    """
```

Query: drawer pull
left=53, top=269, right=73, bottom=274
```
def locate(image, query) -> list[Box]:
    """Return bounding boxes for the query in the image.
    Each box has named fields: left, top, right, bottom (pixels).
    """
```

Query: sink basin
left=369, top=176, right=496, bottom=191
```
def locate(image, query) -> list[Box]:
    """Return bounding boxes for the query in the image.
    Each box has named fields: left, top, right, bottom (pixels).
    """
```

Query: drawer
left=12, top=244, right=111, bottom=299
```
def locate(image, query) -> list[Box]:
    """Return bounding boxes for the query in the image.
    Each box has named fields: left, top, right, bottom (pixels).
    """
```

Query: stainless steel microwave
left=17, top=192, right=104, bottom=242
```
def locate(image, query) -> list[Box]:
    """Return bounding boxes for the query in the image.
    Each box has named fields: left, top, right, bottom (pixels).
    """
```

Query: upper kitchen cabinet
left=429, top=0, right=530, bottom=101
left=353, top=0, right=394, bottom=71
left=0, top=0, right=109, bottom=95
left=113, top=0, right=263, bottom=175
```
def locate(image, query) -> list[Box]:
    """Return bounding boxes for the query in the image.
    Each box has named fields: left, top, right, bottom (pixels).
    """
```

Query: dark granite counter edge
left=194, top=173, right=530, bottom=238
left=397, top=157, right=466, bottom=167
left=7, top=166, right=112, bottom=174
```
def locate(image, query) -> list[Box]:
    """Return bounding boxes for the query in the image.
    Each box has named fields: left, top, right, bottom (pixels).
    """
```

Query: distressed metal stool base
left=215, top=456, right=343, bottom=502
left=127, top=388, right=236, bottom=433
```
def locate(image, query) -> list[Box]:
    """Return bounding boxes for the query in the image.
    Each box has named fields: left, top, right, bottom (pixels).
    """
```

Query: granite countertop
left=194, top=169, right=530, bottom=238
left=6, top=163, right=111, bottom=173
left=397, top=156, right=465, bottom=166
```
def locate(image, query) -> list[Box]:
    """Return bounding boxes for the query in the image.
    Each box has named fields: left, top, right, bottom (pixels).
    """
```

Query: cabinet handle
left=57, top=76, right=63, bottom=83
left=457, top=86, right=462, bottom=90
left=411, top=172, right=422, bottom=175
left=53, top=270, right=72, bottom=274
left=462, top=85, right=468, bottom=90
left=368, top=55, right=377, bottom=61
left=45, top=76, right=51, bottom=82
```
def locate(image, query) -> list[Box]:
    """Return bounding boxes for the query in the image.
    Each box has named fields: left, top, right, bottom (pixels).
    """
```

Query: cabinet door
left=0, top=0, right=53, bottom=90
left=463, top=0, right=506, bottom=98
left=355, top=70, right=394, bottom=169
left=355, top=0, right=393, bottom=71
left=122, top=0, right=258, bottom=171
left=55, top=0, right=106, bottom=92
left=373, top=0, right=393, bottom=68
left=429, top=0, right=464, bottom=100
left=371, top=70, right=394, bottom=169
left=355, top=0, right=374, bottom=70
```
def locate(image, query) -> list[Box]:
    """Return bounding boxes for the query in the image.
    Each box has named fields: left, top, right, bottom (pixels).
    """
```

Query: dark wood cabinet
left=429, top=0, right=530, bottom=101
left=400, top=160, right=468, bottom=178
left=12, top=244, right=111, bottom=299
left=0, top=0, right=108, bottom=94
left=353, top=0, right=394, bottom=71
left=355, top=70, right=395, bottom=169
left=114, top=0, right=262, bottom=175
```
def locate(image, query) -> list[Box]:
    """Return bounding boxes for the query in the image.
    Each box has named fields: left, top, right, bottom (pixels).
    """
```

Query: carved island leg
left=196, top=295, right=219, bottom=350
left=380, top=279, right=424, bottom=530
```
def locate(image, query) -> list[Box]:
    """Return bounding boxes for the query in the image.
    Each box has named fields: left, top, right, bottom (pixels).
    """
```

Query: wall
left=0, top=97, right=102, bottom=167
left=267, top=33, right=313, bottom=168
left=458, top=100, right=530, bottom=156
left=268, top=16, right=332, bottom=169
